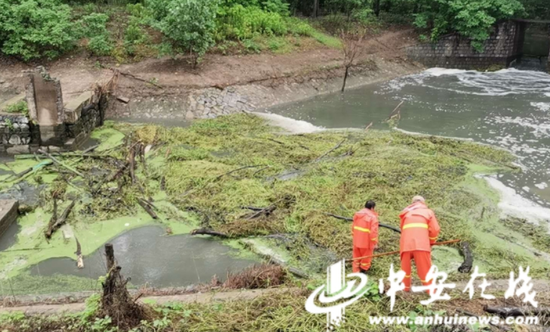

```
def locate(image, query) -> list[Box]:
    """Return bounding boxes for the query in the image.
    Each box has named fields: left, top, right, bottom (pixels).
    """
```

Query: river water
left=29, top=226, right=258, bottom=289
left=270, top=68, right=550, bottom=225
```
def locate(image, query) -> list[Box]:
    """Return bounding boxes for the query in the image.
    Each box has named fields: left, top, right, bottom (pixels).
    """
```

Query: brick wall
left=407, top=21, right=523, bottom=69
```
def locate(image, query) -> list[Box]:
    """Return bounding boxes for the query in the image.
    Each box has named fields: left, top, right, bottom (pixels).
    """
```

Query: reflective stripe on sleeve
left=402, top=223, right=428, bottom=230
left=353, top=226, right=371, bottom=233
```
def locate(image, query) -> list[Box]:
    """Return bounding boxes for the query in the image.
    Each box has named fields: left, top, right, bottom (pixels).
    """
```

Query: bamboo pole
left=347, top=239, right=461, bottom=262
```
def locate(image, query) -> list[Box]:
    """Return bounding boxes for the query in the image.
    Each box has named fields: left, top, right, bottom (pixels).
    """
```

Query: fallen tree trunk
left=138, top=198, right=157, bottom=219
left=190, top=228, right=229, bottom=238
left=458, top=241, right=473, bottom=273
left=45, top=200, right=76, bottom=239
left=484, top=306, right=550, bottom=317
left=325, top=213, right=402, bottom=234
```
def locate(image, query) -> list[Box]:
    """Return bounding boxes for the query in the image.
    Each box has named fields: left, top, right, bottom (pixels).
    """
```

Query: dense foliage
left=0, top=0, right=547, bottom=61
left=0, top=0, right=75, bottom=60
left=414, top=0, right=524, bottom=51
left=157, top=0, right=219, bottom=66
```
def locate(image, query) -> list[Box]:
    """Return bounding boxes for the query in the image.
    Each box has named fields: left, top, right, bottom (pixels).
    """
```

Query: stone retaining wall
left=0, top=68, right=106, bottom=154
left=0, top=114, right=39, bottom=154
left=112, top=59, right=421, bottom=120
left=407, top=21, right=523, bottom=69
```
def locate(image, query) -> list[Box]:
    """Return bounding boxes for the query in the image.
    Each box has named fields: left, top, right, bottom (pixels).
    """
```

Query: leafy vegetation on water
left=2, top=114, right=548, bottom=288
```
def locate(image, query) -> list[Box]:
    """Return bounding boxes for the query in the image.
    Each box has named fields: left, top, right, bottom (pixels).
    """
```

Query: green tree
left=0, top=0, right=75, bottom=60
left=159, top=0, right=219, bottom=67
left=414, top=0, right=524, bottom=51
left=521, top=0, right=550, bottom=20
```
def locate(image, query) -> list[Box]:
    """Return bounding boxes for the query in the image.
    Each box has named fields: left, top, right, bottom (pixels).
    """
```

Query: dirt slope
left=0, top=29, right=418, bottom=102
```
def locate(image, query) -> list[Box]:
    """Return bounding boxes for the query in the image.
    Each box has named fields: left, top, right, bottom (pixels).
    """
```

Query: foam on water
left=385, top=68, right=550, bottom=97
left=531, top=102, right=550, bottom=112
left=483, top=175, right=550, bottom=227
left=252, top=112, right=324, bottom=134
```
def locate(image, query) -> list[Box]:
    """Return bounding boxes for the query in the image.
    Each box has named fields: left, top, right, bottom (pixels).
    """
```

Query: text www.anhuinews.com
left=369, top=315, right=539, bottom=325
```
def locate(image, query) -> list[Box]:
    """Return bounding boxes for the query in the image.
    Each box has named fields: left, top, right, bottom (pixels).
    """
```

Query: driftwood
left=243, top=205, right=276, bottom=220
left=8, top=160, right=53, bottom=181
left=138, top=198, right=158, bottom=219
left=129, top=147, right=136, bottom=183
left=190, top=228, right=229, bottom=238
left=45, top=200, right=76, bottom=239
left=484, top=306, right=550, bottom=317
left=252, top=249, right=309, bottom=279
left=458, top=241, right=473, bottom=273
left=75, top=237, right=84, bottom=269
left=387, top=101, right=404, bottom=120
left=315, top=139, right=347, bottom=162
left=93, top=162, right=129, bottom=194
left=101, top=243, right=146, bottom=328
left=325, top=213, right=402, bottom=234
left=16, top=153, right=114, bottom=160
left=38, top=149, right=84, bottom=178
left=111, top=68, right=163, bottom=89
left=214, top=165, right=266, bottom=181
left=83, top=144, right=100, bottom=154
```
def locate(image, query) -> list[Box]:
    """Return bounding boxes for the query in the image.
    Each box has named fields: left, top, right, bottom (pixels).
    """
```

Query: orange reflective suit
left=352, top=208, right=379, bottom=273
left=399, top=202, right=440, bottom=291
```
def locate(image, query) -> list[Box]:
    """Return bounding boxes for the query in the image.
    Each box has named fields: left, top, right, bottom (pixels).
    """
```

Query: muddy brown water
left=28, top=226, right=259, bottom=288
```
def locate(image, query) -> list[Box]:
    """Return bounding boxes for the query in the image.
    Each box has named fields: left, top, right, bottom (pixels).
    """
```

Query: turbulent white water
left=386, top=68, right=550, bottom=97
left=252, top=112, right=324, bottom=134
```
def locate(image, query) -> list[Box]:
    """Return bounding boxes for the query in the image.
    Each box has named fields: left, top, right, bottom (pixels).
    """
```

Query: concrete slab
left=0, top=199, right=19, bottom=238
left=64, top=91, right=92, bottom=124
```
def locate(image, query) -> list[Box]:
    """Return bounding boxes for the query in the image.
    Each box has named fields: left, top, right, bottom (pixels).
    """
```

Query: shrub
left=124, top=17, right=150, bottom=56
left=75, top=13, right=114, bottom=56
left=4, top=101, right=28, bottom=115
left=0, top=0, right=75, bottom=60
left=217, top=4, right=287, bottom=40
left=88, top=35, right=114, bottom=56
left=261, top=0, right=289, bottom=16
left=414, top=0, right=524, bottom=51
left=159, top=0, right=219, bottom=67
left=286, top=17, right=315, bottom=36
left=126, top=3, right=154, bottom=24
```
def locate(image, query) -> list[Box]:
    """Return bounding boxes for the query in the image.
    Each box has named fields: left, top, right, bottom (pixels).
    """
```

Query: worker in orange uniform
left=352, top=200, right=379, bottom=273
left=399, top=195, right=440, bottom=291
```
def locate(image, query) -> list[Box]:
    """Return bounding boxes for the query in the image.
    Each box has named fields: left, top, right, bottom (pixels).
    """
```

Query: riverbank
left=0, top=29, right=421, bottom=120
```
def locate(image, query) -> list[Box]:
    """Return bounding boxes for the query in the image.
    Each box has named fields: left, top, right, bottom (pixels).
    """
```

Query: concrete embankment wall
left=406, top=21, right=523, bottom=70
left=111, top=59, right=422, bottom=120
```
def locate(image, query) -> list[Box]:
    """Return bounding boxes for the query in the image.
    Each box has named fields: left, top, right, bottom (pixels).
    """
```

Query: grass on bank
left=1, top=288, right=547, bottom=332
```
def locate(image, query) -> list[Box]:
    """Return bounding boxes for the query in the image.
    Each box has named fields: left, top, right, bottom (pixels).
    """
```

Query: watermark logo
left=304, top=259, right=369, bottom=331
left=305, top=263, right=538, bottom=331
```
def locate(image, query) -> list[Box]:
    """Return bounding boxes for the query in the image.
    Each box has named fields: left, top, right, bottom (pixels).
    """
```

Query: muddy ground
left=0, top=29, right=420, bottom=119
